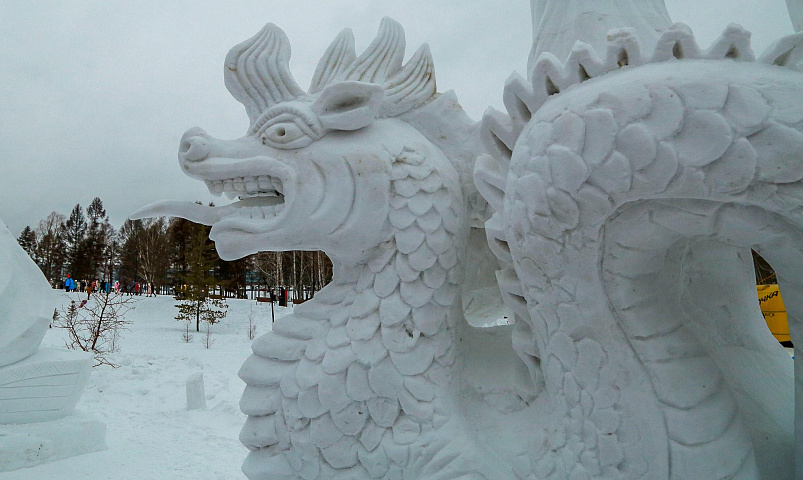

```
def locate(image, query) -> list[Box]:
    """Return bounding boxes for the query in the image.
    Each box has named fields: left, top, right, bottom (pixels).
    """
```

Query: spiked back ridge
left=474, top=22, right=803, bottom=343
left=225, top=17, right=436, bottom=129
left=481, top=23, right=803, bottom=177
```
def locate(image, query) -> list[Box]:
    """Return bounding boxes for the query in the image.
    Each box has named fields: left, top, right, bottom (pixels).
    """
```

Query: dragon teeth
left=243, top=202, right=285, bottom=220
left=205, top=180, right=223, bottom=197
left=207, top=175, right=285, bottom=205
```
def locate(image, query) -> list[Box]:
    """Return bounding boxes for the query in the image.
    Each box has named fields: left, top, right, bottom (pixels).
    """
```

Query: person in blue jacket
left=64, top=274, right=75, bottom=292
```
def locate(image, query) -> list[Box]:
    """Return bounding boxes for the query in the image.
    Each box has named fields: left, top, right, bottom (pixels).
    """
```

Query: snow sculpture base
left=0, top=348, right=93, bottom=425
left=0, top=214, right=100, bottom=471
left=0, top=412, right=106, bottom=472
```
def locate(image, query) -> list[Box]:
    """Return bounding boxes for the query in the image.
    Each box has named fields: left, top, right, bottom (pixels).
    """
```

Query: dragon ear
left=312, top=81, right=384, bottom=131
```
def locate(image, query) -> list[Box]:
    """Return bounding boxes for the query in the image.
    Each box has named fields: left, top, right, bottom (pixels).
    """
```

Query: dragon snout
left=179, top=127, right=210, bottom=163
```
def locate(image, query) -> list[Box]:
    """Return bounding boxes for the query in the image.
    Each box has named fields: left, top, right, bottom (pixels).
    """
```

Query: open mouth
left=205, top=175, right=283, bottom=199
left=205, top=174, right=286, bottom=221
left=131, top=156, right=296, bottom=230
left=131, top=171, right=291, bottom=228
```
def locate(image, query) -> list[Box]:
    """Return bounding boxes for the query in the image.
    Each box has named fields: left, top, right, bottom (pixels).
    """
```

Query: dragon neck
left=292, top=137, right=467, bottom=382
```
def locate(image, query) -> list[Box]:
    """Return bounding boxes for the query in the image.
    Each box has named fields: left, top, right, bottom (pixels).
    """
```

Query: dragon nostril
left=180, top=136, right=210, bottom=162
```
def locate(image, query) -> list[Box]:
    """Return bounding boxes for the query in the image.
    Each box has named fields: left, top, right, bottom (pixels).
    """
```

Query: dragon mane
left=224, top=17, right=437, bottom=129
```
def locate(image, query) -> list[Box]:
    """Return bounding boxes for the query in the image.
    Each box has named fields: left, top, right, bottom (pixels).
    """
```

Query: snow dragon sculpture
left=474, top=5, right=803, bottom=480
left=133, top=18, right=532, bottom=479
left=133, top=6, right=803, bottom=479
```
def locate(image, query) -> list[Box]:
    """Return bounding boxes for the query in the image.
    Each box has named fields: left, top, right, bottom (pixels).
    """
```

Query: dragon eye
left=260, top=121, right=313, bottom=149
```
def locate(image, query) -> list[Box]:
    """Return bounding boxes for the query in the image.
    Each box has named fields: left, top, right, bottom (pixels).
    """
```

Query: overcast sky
left=0, top=0, right=795, bottom=236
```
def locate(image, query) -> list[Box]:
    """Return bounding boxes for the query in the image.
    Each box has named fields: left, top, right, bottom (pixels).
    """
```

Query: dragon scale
left=476, top=25, right=803, bottom=479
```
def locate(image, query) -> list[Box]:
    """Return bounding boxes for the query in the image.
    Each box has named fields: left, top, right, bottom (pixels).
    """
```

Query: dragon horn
left=342, top=17, right=406, bottom=84
left=309, top=28, right=356, bottom=94
left=224, top=23, right=305, bottom=126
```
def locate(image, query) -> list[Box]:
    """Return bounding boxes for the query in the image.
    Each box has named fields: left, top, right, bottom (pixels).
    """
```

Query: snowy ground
left=4, top=291, right=288, bottom=480
left=2, top=292, right=795, bottom=479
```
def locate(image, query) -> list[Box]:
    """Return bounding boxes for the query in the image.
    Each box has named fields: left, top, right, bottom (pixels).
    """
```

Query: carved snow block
left=0, top=348, right=93, bottom=425
left=186, top=372, right=207, bottom=410
left=0, top=412, right=106, bottom=472
left=0, top=218, right=55, bottom=369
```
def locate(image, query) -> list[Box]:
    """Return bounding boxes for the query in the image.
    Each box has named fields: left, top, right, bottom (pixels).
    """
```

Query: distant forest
left=16, top=197, right=332, bottom=300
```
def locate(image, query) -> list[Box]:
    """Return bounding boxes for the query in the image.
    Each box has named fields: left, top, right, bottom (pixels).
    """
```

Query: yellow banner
left=757, top=284, right=790, bottom=342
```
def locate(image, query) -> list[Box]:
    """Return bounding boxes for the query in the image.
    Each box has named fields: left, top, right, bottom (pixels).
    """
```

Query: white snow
left=0, top=293, right=794, bottom=479
left=0, top=413, right=105, bottom=473
left=2, top=291, right=290, bottom=480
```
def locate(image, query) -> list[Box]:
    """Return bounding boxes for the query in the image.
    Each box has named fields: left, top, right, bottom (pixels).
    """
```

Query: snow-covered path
left=4, top=292, right=288, bottom=480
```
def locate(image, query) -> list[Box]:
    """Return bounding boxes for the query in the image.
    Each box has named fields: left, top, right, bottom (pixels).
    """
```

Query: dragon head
left=133, top=18, right=439, bottom=261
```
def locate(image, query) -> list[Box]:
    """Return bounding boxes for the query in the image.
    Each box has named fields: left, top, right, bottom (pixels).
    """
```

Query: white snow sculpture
left=134, top=18, right=529, bottom=479
left=133, top=4, right=803, bottom=478
left=0, top=218, right=92, bottom=424
left=475, top=2, right=803, bottom=479
left=0, top=217, right=103, bottom=472
left=0, top=220, right=52, bottom=367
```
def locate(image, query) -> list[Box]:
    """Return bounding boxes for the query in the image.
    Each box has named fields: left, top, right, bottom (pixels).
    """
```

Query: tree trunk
left=292, top=251, right=297, bottom=300
left=275, top=252, right=281, bottom=286
left=90, top=295, right=108, bottom=351
left=316, top=251, right=323, bottom=292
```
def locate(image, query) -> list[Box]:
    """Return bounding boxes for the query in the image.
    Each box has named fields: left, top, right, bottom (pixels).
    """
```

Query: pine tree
left=117, top=219, right=143, bottom=284
left=218, top=255, right=248, bottom=298
left=17, top=226, right=37, bottom=258
left=84, top=197, right=111, bottom=281
left=86, top=197, right=106, bottom=223
left=167, top=216, right=197, bottom=281
left=174, top=226, right=226, bottom=332
left=64, top=204, right=88, bottom=279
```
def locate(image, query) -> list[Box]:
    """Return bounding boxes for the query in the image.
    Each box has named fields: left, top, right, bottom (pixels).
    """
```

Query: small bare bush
left=203, top=321, right=214, bottom=349
left=248, top=306, right=258, bottom=340
left=54, top=292, right=136, bottom=367
left=181, top=320, right=193, bottom=343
